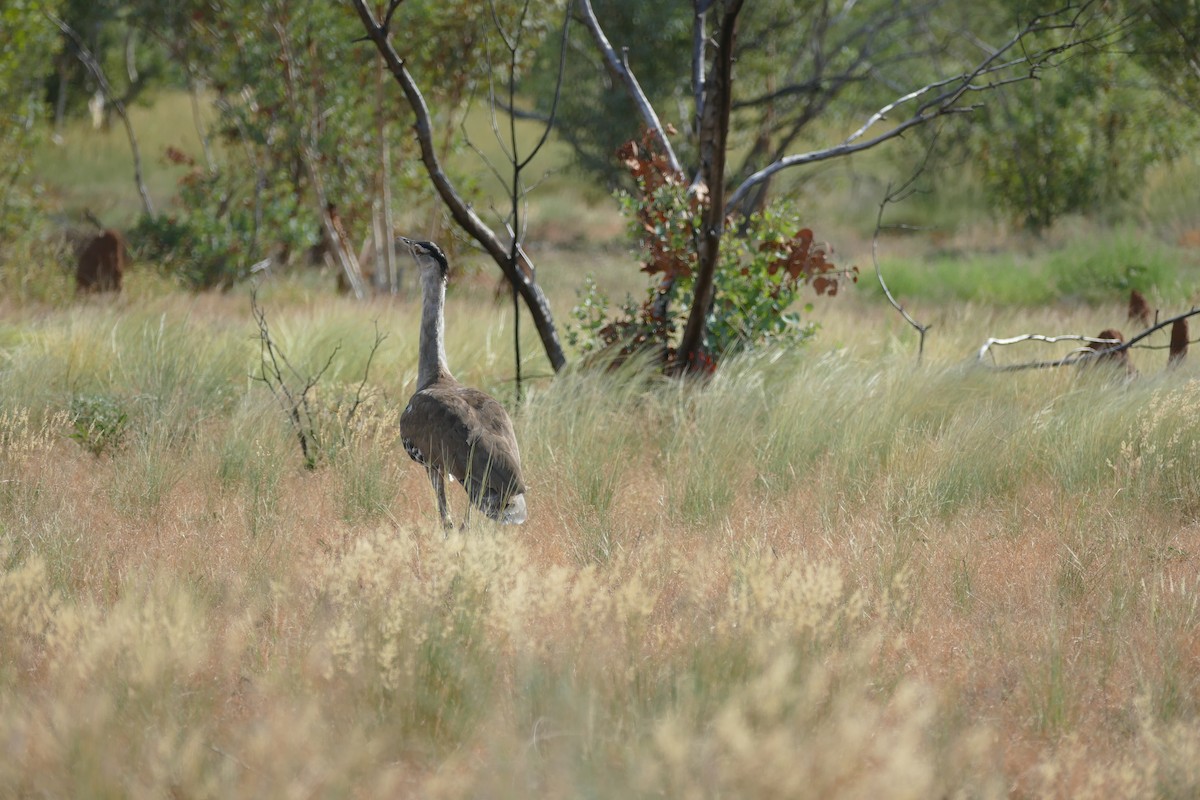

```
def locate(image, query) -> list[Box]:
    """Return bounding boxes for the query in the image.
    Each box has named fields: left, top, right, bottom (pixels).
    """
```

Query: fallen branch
left=976, top=307, right=1200, bottom=371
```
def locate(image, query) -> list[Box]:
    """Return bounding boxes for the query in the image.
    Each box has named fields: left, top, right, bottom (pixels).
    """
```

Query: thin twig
left=872, top=133, right=938, bottom=362
left=344, top=320, right=388, bottom=424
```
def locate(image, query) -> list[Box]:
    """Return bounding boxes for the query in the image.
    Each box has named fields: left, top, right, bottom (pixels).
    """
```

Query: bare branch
left=724, top=2, right=1111, bottom=214
left=576, top=0, right=684, bottom=174
left=48, top=12, right=155, bottom=216
left=677, top=0, right=745, bottom=372
left=344, top=321, right=387, bottom=424
left=517, top=2, right=571, bottom=171
left=251, top=289, right=323, bottom=468
left=350, top=0, right=567, bottom=372
left=692, top=1, right=707, bottom=136
left=977, top=333, right=1119, bottom=365
left=873, top=174, right=933, bottom=362
left=381, top=0, right=406, bottom=33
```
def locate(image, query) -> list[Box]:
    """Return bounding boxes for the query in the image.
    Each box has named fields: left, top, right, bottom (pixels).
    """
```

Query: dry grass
left=1, top=277, right=1199, bottom=798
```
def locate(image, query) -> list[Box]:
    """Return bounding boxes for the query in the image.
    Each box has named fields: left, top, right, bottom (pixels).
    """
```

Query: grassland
left=0, top=261, right=1198, bottom=797
left=4, top=90, right=1200, bottom=797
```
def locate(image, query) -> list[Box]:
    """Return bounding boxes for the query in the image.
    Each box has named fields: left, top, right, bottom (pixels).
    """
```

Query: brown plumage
left=399, top=238, right=526, bottom=529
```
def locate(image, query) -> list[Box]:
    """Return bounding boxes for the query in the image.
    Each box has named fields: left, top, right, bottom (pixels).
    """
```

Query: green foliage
left=874, top=229, right=1179, bottom=306
left=131, top=163, right=312, bottom=289
left=68, top=394, right=130, bottom=456
left=567, top=135, right=854, bottom=367
left=1130, top=0, right=1200, bottom=113
left=113, top=0, right=566, bottom=287
left=0, top=1, right=62, bottom=240
left=969, top=25, right=1192, bottom=230
left=47, top=0, right=183, bottom=123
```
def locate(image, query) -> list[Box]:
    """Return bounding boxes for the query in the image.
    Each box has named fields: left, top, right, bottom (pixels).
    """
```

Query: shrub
left=68, top=394, right=129, bottom=456
left=568, top=132, right=856, bottom=369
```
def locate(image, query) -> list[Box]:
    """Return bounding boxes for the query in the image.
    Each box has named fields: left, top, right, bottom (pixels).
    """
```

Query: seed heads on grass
left=0, top=407, right=71, bottom=460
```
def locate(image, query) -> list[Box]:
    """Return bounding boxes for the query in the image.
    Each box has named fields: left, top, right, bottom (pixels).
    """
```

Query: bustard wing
left=400, top=384, right=526, bottom=517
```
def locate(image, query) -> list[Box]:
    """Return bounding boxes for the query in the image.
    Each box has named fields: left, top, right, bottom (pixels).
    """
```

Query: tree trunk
left=676, top=0, right=744, bottom=372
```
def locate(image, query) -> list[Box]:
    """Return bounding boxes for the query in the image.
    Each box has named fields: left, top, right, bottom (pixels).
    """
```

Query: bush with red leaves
left=569, top=131, right=857, bottom=372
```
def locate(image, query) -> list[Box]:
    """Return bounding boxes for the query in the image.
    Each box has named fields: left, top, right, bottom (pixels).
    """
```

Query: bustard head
left=398, top=237, right=449, bottom=281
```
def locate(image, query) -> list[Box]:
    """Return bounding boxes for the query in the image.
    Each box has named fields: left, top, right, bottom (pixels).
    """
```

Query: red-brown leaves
left=606, top=129, right=854, bottom=374
left=759, top=228, right=857, bottom=297
left=617, top=128, right=685, bottom=195
left=619, top=129, right=698, bottom=282
left=163, top=146, right=195, bottom=167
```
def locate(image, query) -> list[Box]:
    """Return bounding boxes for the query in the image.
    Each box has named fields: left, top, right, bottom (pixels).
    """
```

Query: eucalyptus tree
left=126, top=0, right=545, bottom=291
left=930, top=0, right=1194, bottom=231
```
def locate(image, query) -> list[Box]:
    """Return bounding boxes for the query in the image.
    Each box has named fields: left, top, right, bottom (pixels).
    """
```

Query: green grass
left=870, top=226, right=1193, bottom=307
left=29, top=91, right=212, bottom=227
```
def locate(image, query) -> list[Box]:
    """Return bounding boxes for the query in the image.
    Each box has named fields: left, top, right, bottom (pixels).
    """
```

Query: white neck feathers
left=417, top=267, right=451, bottom=389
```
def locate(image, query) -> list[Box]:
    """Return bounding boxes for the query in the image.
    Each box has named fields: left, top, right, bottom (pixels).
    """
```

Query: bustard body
left=399, top=239, right=527, bottom=527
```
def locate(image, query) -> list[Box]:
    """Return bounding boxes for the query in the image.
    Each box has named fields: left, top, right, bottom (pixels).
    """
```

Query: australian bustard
left=398, top=238, right=527, bottom=529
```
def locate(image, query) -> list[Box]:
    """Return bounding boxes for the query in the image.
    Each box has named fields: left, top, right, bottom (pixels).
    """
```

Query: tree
left=971, top=51, right=1186, bottom=231
left=350, top=0, right=569, bottom=373
left=571, top=0, right=1119, bottom=372
left=1128, top=0, right=1200, bottom=112
left=45, top=0, right=177, bottom=133
left=528, top=0, right=962, bottom=202
left=921, top=0, right=1193, bottom=231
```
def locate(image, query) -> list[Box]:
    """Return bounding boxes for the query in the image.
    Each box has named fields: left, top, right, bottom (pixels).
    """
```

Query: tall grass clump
left=1104, top=377, right=1200, bottom=516
left=327, top=390, right=403, bottom=524
left=206, top=393, right=305, bottom=554
left=521, top=356, right=672, bottom=563
left=0, top=236, right=76, bottom=305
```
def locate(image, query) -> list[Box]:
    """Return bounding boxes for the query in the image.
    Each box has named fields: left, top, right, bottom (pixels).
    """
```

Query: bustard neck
left=417, top=268, right=451, bottom=389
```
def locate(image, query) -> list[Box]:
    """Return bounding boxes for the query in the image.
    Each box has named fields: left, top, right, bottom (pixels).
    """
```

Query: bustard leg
left=427, top=468, right=452, bottom=533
